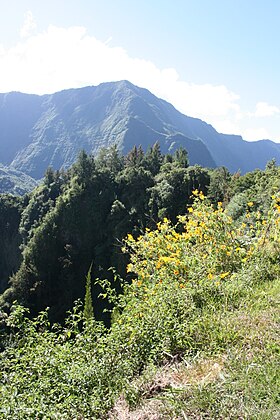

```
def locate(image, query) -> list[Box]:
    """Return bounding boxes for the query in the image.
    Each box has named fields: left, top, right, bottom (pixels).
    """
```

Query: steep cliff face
left=0, top=92, right=43, bottom=165
left=0, top=165, right=37, bottom=195
left=1, top=81, right=280, bottom=179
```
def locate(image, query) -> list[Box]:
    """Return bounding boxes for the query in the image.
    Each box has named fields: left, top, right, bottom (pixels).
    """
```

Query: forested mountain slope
left=0, top=146, right=212, bottom=322
left=1, top=143, right=280, bottom=326
left=0, top=154, right=279, bottom=418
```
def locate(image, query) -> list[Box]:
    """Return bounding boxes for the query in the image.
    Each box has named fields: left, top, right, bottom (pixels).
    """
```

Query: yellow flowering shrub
left=123, top=192, right=275, bottom=291
left=110, top=192, right=280, bottom=363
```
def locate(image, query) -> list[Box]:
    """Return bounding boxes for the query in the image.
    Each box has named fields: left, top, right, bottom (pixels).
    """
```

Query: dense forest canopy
left=0, top=145, right=280, bottom=324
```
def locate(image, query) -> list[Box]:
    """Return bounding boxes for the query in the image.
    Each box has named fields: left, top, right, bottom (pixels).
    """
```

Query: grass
left=111, top=278, right=280, bottom=419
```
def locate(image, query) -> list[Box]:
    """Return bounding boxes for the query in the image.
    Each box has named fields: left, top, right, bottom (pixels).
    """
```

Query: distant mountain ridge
left=0, top=165, right=38, bottom=195
left=1, top=80, right=280, bottom=180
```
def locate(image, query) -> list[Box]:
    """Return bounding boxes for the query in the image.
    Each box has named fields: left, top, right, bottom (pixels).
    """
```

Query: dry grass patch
left=109, top=356, right=227, bottom=419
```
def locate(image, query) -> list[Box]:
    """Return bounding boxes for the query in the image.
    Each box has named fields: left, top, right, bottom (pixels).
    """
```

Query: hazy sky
left=0, top=0, right=279, bottom=142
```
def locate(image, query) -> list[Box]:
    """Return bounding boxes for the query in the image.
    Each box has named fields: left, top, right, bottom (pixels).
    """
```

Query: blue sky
left=0, top=0, right=279, bottom=142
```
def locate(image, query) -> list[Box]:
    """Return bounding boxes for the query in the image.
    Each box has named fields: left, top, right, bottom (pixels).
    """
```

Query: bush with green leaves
left=0, top=191, right=279, bottom=418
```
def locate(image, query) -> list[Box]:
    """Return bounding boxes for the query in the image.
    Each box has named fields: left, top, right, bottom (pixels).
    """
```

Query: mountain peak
left=0, top=81, right=280, bottom=178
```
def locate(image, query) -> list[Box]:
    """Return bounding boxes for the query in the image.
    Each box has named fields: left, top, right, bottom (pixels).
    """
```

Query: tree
left=208, top=166, right=231, bottom=205
left=143, top=142, right=163, bottom=175
left=95, top=145, right=124, bottom=175
left=186, top=165, right=210, bottom=196
left=125, top=145, right=144, bottom=168
left=173, top=147, right=189, bottom=168
left=72, top=150, right=95, bottom=185
left=83, top=264, right=94, bottom=321
left=0, top=195, right=23, bottom=294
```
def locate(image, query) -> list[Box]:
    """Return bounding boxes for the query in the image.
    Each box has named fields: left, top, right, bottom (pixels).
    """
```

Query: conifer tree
left=173, top=147, right=189, bottom=168
left=83, top=264, right=94, bottom=321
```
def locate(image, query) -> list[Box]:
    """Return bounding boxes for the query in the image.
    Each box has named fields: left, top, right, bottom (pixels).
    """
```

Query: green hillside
left=0, top=149, right=279, bottom=418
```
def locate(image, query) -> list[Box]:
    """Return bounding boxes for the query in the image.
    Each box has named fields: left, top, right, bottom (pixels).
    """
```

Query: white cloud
left=20, top=11, right=37, bottom=38
left=0, top=23, right=279, bottom=142
left=0, top=25, right=241, bottom=117
left=212, top=119, right=242, bottom=136
left=243, top=127, right=270, bottom=141
left=254, top=102, right=280, bottom=117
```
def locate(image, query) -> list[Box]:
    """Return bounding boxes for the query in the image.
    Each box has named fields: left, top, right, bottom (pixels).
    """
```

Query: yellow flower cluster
left=124, top=192, right=280, bottom=296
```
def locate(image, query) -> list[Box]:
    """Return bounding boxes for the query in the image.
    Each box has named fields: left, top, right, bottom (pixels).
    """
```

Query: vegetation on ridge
left=0, top=145, right=280, bottom=417
left=1, top=148, right=280, bottom=324
left=0, top=163, right=280, bottom=417
left=0, top=145, right=211, bottom=322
